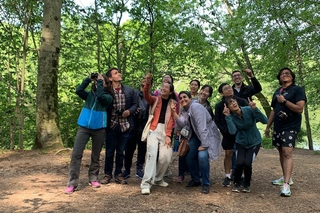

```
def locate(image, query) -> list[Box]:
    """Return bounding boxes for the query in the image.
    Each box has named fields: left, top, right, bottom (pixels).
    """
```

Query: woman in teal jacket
left=65, top=73, right=113, bottom=194
left=223, top=97, right=267, bottom=193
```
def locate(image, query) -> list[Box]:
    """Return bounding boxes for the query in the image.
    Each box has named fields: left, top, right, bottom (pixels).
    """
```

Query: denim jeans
left=104, top=125, right=129, bottom=177
left=186, top=134, right=210, bottom=186
left=178, top=155, right=187, bottom=177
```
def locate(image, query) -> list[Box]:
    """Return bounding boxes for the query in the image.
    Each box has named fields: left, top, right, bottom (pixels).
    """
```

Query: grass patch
left=313, top=150, right=320, bottom=155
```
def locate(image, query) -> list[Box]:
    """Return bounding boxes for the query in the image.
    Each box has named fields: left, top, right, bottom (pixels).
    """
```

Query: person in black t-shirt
left=265, top=67, right=307, bottom=197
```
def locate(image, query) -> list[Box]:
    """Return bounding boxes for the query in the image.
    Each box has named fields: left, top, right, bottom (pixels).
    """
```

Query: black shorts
left=221, top=134, right=236, bottom=150
left=272, top=130, right=298, bottom=148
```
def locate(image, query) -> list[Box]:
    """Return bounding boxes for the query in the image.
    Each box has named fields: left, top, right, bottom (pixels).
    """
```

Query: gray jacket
left=176, top=102, right=222, bottom=161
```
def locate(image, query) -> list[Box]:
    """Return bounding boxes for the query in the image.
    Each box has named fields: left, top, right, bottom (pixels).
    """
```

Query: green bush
left=297, top=128, right=307, bottom=143
left=261, top=136, right=273, bottom=149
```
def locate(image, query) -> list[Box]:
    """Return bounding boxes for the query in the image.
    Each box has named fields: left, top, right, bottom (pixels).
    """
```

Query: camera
left=91, top=73, right=98, bottom=79
left=181, top=128, right=190, bottom=138
left=116, top=109, right=125, bottom=116
left=277, top=111, right=288, bottom=120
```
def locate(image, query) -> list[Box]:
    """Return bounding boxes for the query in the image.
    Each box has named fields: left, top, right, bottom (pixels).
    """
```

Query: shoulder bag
left=141, top=97, right=158, bottom=142
left=178, top=136, right=189, bottom=156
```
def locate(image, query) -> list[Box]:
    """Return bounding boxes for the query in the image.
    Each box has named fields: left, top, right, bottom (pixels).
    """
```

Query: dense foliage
left=0, top=0, right=319, bottom=150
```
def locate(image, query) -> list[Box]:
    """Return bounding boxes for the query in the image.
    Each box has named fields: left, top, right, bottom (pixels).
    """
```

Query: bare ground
left=0, top=148, right=319, bottom=213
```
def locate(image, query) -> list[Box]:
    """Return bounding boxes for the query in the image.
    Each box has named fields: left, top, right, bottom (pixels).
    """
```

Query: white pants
left=140, top=123, right=173, bottom=189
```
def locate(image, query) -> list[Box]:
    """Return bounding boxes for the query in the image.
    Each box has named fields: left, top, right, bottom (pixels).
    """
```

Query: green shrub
left=297, top=128, right=307, bottom=143
left=261, top=136, right=273, bottom=149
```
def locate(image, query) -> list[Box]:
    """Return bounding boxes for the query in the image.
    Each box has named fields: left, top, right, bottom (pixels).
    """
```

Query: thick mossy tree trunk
left=35, top=0, right=63, bottom=149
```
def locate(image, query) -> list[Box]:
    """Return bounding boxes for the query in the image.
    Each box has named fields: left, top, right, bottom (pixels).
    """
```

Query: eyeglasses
left=281, top=72, right=291, bottom=76
left=222, top=86, right=233, bottom=91
left=227, top=99, right=237, bottom=106
left=232, top=74, right=242, bottom=78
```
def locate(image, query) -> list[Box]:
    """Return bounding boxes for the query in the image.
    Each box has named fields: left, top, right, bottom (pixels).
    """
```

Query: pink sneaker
left=65, top=186, right=75, bottom=194
left=89, top=181, right=100, bottom=188
left=173, top=176, right=184, bottom=183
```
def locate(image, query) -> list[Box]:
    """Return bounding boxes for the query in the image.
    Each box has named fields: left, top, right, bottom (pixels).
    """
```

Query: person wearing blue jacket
left=223, top=97, right=267, bottom=193
left=65, top=73, right=113, bottom=194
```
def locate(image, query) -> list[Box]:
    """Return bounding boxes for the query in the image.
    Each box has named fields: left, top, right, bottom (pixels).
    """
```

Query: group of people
left=65, top=67, right=306, bottom=198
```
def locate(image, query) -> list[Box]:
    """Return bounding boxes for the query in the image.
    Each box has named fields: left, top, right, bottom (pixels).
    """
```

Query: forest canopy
left=0, top=0, right=319, bottom=150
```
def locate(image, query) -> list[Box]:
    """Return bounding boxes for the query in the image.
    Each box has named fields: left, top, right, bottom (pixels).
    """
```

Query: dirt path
left=0, top=148, right=319, bottom=213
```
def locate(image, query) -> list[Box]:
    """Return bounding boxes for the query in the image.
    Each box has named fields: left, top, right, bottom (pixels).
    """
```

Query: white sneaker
left=141, top=188, right=150, bottom=195
left=280, top=183, right=291, bottom=197
left=272, top=177, right=293, bottom=185
left=154, top=180, right=169, bottom=187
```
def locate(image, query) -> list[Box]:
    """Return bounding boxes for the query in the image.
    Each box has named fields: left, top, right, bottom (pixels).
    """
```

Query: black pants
left=124, top=132, right=147, bottom=172
left=234, top=143, right=261, bottom=186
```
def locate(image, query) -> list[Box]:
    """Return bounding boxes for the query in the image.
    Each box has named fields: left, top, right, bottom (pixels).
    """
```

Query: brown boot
left=115, top=173, right=127, bottom=184
left=100, top=174, right=112, bottom=184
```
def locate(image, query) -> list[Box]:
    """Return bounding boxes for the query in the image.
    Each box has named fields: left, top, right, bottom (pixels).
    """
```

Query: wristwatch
left=283, top=100, right=287, bottom=104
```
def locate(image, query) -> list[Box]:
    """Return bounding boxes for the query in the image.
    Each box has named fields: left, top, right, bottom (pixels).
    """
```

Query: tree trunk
left=35, top=0, right=63, bottom=149
left=233, top=43, right=272, bottom=117
left=223, top=3, right=272, bottom=117
left=148, top=4, right=155, bottom=73
left=303, top=102, right=313, bottom=150
left=295, top=41, right=313, bottom=150
left=240, top=45, right=272, bottom=116
left=94, top=0, right=101, bottom=73
left=15, top=52, right=22, bottom=149
left=4, top=54, right=16, bottom=150
left=18, top=6, right=32, bottom=150
left=298, top=70, right=313, bottom=150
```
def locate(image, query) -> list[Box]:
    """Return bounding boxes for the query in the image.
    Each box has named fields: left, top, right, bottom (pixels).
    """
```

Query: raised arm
left=143, top=73, right=157, bottom=105
left=245, top=69, right=262, bottom=98
left=76, top=77, right=91, bottom=100
left=95, top=73, right=113, bottom=107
